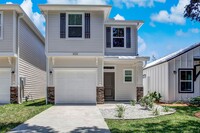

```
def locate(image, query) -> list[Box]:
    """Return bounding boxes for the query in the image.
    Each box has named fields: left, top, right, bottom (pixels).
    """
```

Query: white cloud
left=6, top=2, right=13, bottom=4
left=20, top=0, right=45, bottom=35
left=176, top=28, right=200, bottom=36
left=138, top=36, right=147, bottom=53
left=112, top=0, right=166, bottom=8
left=149, top=22, right=156, bottom=27
left=47, top=0, right=108, bottom=4
left=190, top=28, right=200, bottom=34
left=150, top=0, right=190, bottom=25
left=114, top=14, right=125, bottom=20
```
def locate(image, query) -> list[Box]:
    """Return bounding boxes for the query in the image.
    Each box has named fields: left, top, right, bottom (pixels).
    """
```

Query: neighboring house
left=143, top=43, right=200, bottom=103
left=0, top=4, right=46, bottom=104
left=39, top=4, right=149, bottom=104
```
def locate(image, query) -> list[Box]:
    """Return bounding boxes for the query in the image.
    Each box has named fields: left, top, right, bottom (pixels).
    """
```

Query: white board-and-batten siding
left=144, top=44, right=200, bottom=102
left=18, top=19, right=46, bottom=99
left=143, top=62, right=169, bottom=102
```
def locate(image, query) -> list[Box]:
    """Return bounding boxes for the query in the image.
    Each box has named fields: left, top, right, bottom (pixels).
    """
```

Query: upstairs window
left=179, top=69, right=194, bottom=93
left=68, top=14, right=83, bottom=38
left=0, top=12, right=3, bottom=39
left=112, top=27, right=125, bottom=48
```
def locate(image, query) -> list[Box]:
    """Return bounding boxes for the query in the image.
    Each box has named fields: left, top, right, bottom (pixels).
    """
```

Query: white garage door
left=54, top=68, right=97, bottom=104
left=0, top=68, right=11, bottom=103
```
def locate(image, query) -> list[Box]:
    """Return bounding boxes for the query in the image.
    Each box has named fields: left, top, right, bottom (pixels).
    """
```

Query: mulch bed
left=195, top=112, right=200, bottom=118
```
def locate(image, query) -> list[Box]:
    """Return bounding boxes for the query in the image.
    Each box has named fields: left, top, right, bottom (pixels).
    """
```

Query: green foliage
left=116, top=105, right=126, bottom=118
left=149, top=91, right=162, bottom=102
left=130, top=100, right=136, bottom=106
left=0, top=99, right=51, bottom=133
left=189, top=96, right=200, bottom=106
left=163, top=106, right=170, bottom=112
left=139, top=93, right=155, bottom=109
left=153, top=107, right=160, bottom=116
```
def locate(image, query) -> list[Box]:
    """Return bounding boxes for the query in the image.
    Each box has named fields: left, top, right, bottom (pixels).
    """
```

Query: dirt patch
left=159, top=103, right=189, bottom=107
left=195, top=112, right=200, bottom=118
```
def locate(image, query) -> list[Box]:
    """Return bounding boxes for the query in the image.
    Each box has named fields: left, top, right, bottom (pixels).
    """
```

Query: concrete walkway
left=10, top=106, right=110, bottom=133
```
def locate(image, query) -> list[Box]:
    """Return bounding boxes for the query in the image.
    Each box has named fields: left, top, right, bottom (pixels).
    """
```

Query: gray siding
left=105, top=26, right=138, bottom=56
left=0, top=11, right=14, bottom=52
left=48, top=11, right=104, bottom=54
left=18, top=19, right=46, bottom=99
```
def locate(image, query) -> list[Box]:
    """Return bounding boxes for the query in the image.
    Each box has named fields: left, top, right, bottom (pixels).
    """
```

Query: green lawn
left=106, top=106, right=200, bottom=133
left=0, top=99, right=52, bottom=133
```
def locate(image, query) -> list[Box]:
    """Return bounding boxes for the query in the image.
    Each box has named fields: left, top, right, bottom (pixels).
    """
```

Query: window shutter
left=85, top=13, right=90, bottom=38
left=60, top=13, right=66, bottom=38
left=106, top=27, right=111, bottom=48
left=126, top=27, right=131, bottom=48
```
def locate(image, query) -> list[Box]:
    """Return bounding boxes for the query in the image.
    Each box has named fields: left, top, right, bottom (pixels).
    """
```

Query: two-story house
left=0, top=4, right=46, bottom=104
left=39, top=4, right=149, bottom=104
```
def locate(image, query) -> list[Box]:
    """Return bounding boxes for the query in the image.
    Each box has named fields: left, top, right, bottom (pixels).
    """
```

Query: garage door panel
left=0, top=69, right=11, bottom=103
left=55, top=69, right=96, bottom=104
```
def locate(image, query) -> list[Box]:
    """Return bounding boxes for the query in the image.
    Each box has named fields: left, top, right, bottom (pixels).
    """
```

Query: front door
left=104, top=72, right=115, bottom=101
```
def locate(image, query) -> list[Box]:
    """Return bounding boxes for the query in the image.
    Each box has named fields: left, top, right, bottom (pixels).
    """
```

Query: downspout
left=17, top=13, right=24, bottom=104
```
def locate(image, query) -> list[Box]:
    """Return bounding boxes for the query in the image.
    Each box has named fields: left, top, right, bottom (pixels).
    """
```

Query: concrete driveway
left=10, top=105, right=110, bottom=133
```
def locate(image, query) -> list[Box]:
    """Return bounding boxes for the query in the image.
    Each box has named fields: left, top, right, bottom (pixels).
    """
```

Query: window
left=124, top=69, right=133, bottom=83
left=0, top=12, right=3, bottom=39
left=68, top=14, right=83, bottom=38
left=112, top=27, right=125, bottom=48
left=179, top=69, right=194, bottom=93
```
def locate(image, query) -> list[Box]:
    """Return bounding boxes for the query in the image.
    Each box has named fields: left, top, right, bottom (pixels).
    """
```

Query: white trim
left=46, top=52, right=103, bottom=57
left=111, top=26, right=126, bottom=49
left=0, top=52, right=17, bottom=57
left=0, top=11, right=3, bottom=40
left=123, top=69, right=133, bottom=83
left=66, top=12, right=85, bottom=40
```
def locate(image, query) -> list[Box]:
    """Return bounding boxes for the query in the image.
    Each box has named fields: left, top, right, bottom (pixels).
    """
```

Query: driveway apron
left=10, top=105, right=110, bottom=133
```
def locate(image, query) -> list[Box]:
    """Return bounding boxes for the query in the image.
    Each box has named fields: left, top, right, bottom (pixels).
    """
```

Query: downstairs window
left=179, top=69, right=194, bottom=93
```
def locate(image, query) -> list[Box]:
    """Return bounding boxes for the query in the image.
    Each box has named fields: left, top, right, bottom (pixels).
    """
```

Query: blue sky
left=1, top=0, right=200, bottom=60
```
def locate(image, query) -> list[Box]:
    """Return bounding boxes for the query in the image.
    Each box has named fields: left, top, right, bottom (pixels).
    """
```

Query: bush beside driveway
left=0, top=99, right=52, bottom=133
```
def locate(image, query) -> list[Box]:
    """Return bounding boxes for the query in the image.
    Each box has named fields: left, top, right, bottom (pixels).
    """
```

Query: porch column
left=136, top=61, right=144, bottom=101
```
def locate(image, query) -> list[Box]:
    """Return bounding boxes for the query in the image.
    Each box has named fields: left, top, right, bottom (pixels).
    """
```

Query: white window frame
left=111, top=26, right=126, bottom=48
left=179, top=69, right=194, bottom=93
left=66, top=12, right=84, bottom=40
left=123, top=69, right=133, bottom=83
left=0, top=11, right=3, bottom=40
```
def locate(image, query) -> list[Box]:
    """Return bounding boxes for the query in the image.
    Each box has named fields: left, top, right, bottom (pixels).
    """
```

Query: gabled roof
left=39, top=4, right=112, bottom=19
left=145, top=43, right=200, bottom=69
left=0, top=4, right=45, bottom=43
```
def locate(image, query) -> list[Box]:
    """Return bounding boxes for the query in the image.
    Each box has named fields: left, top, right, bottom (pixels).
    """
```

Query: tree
left=184, top=0, right=200, bottom=22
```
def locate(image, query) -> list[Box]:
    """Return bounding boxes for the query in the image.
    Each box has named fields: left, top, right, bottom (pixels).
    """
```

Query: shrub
left=163, top=106, right=170, bottom=112
left=153, top=107, right=160, bottom=116
left=139, top=94, right=155, bottom=109
left=189, top=96, right=200, bottom=106
left=116, top=105, right=126, bottom=118
left=149, top=91, right=162, bottom=102
left=130, top=100, right=136, bottom=106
